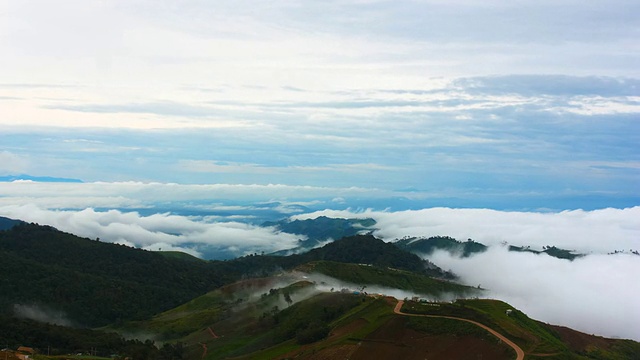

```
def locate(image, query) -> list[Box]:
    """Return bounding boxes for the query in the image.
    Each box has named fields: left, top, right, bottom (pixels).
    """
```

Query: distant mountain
left=296, top=234, right=455, bottom=279
left=0, top=216, right=24, bottom=231
left=395, top=236, right=488, bottom=257
left=0, top=174, right=83, bottom=183
left=395, top=235, right=590, bottom=261
left=509, top=245, right=585, bottom=260
left=264, top=216, right=377, bottom=254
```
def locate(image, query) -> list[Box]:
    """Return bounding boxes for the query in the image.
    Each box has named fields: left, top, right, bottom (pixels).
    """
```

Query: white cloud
left=0, top=151, right=29, bottom=174
left=293, top=207, right=640, bottom=254
left=292, top=207, right=640, bottom=340
left=0, top=181, right=392, bottom=209
left=429, top=247, right=640, bottom=341
left=0, top=204, right=300, bottom=257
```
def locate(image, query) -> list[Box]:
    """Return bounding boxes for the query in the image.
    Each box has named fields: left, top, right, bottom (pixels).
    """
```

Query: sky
left=1, top=0, right=639, bottom=340
left=0, top=0, right=638, bottom=210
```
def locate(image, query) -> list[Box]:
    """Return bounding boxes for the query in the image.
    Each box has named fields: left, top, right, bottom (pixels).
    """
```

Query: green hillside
left=298, top=261, right=476, bottom=298
left=3, top=222, right=638, bottom=360
left=263, top=216, right=376, bottom=243
left=395, top=236, right=488, bottom=257
left=0, top=216, right=23, bottom=231
left=296, top=234, right=455, bottom=279
left=0, top=225, right=453, bottom=328
left=400, top=299, right=640, bottom=359
left=0, top=223, right=228, bottom=326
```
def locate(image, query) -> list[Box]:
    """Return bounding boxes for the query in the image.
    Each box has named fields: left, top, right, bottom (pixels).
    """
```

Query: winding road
left=394, top=300, right=525, bottom=360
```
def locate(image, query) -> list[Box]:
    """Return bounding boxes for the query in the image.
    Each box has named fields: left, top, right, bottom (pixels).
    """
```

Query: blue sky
left=0, top=1, right=638, bottom=217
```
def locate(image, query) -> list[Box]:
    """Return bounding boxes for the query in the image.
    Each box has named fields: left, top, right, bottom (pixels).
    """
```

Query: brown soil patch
left=290, top=344, right=359, bottom=360
left=350, top=316, right=514, bottom=360
left=0, top=351, right=20, bottom=360
left=328, top=318, right=368, bottom=340
left=547, top=324, right=615, bottom=353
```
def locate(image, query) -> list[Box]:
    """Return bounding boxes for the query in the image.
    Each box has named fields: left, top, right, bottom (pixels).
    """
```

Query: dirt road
left=394, top=300, right=525, bottom=360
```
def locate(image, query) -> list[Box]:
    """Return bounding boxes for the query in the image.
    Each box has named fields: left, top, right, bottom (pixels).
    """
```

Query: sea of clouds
left=1, top=187, right=639, bottom=340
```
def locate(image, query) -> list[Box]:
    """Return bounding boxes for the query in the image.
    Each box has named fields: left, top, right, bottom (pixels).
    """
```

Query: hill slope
left=0, top=216, right=23, bottom=231
left=0, top=225, right=454, bottom=328
left=0, top=223, right=227, bottom=326
left=395, top=236, right=488, bottom=257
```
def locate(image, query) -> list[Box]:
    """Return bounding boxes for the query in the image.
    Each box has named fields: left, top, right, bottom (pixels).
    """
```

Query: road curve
left=394, top=300, right=525, bottom=360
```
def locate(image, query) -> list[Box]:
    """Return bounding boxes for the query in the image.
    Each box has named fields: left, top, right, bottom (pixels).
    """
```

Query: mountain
left=112, top=277, right=639, bottom=360
left=0, top=174, right=83, bottom=183
left=0, top=216, right=24, bottom=231
left=2, top=223, right=639, bottom=359
left=509, top=245, right=585, bottom=260
left=263, top=216, right=377, bottom=254
left=0, top=225, right=450, bottom=328
left=0, top=222, right=228, bottom=327
left=295, top=234, right=455, bottom=279
left=395, top=236, right=488, bottom=257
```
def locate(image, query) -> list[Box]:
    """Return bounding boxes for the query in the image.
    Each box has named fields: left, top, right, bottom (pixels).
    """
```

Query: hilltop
left=0, top=216, right=23, bottom=231
left=0, top=224, right=450, bottom=327
left=2, top=220, right=638, bottom=359
left=264, top=216, right=377, bottom=254
left=395, top=236, right=488, bottom=257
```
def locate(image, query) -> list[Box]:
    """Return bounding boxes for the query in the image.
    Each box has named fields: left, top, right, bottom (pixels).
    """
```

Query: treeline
left=0, top=315, right=185, bottom=359
left=395, top=235, right=487, bottom=258
left=0, top=224, right=444, bottom=328
left=0, top=223, right=232, bottom=326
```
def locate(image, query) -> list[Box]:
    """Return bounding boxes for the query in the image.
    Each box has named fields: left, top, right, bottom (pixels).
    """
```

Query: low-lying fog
left=427, top=246, right=640, bottom=341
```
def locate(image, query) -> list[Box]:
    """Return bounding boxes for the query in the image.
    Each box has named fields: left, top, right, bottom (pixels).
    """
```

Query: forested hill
left=0, top=216, right=23, bottom=231
left=263, top=216, right=376, bottom=250
left=395, top=236, right=488, bottom=257
left=0, top=223, right=227, bottom=327
left=0, top=224, right=449, bottom=327
left=295, top=234, right=454, bottom=279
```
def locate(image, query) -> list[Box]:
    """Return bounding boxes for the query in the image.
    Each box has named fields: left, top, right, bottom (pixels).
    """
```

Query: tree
left=283, top=292, right=293, bottom=307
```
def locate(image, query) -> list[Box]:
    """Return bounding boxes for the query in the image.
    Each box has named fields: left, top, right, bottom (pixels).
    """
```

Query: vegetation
left=402, top=299, right=571, bottom=355
left=0, top=315, right=184, bottom=359
left=296, top=234, right=455, bottom=278
left=0, top=223, right=229, bottom=327
left=263, top=216, right=377, bottom=252
left=509, top=245, right=585, bottom=260
left=395, top=235, right=487, bottom=257
left=302, top=261, right=477, bottom=298
left=0, top=216, right=23, bottom=231
left=3, top=221, right=639, bottom=360
left=0, top=224, right=450, bottom=328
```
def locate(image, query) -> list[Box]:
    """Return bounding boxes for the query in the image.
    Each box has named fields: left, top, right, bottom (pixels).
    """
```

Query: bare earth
left=393, top=300, right=525, bottom=360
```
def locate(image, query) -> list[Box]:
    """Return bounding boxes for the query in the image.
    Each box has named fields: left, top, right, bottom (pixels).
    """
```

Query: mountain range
left=0, top=216, right=638, bottom=359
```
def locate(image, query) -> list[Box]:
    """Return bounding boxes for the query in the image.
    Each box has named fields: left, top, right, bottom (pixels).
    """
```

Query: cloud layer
left=1, top=200, right=638, bottom=340
left=429, top=247, right=640, bottom=341
left=0, top=204, right=300, bottom=258
left=294, top=207, right=640, bottom=253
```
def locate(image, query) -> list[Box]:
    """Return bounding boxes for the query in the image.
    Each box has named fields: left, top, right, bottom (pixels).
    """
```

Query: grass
left=402, top=298, right=570, bottom=355
left=305, top=260, right=478, bottom=297
left=155, top=250, right=204, bottom=262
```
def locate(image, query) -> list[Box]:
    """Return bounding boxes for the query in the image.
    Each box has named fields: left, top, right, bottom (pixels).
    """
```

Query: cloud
left=0, top=205, right=301, bottom=258
left=291, top=207, right=640, bottom=340
left=292, top=207, right=640, bottom=254
left=13, top=304, right=75, bottom=327
left=428, top=247, right=640, bottom=341
left=0, top=151, right=29, bottom=175
left=0, top=181, right=393, bottom=210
